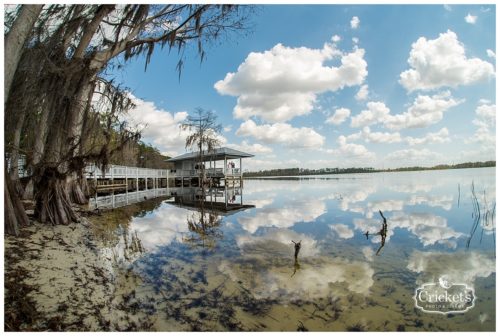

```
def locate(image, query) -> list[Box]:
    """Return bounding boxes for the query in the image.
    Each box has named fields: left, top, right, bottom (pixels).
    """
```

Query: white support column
left=94, top=164, right=98, bottom=208
left=225, top=184, right=228, bottom=209
left=125, top=166, right=129, bottom=205
left=111, top=165, right=115, bottom=208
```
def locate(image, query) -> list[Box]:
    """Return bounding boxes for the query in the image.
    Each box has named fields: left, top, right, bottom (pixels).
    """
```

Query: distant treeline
left=244, top=161, right=496, bottom=177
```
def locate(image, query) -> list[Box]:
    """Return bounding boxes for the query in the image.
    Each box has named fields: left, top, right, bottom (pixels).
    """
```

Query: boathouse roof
left=166, top=147, right=254, bottom=162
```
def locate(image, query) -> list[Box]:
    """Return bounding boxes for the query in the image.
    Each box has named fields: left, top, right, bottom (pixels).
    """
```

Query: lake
left=93, top=167, right=495, bottom=331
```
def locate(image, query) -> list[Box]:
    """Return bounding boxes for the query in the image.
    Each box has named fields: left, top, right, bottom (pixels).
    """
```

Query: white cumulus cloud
left=407, top=251, right=495, bottom=285
left=486, top=49, right=496, bottom=58
left=355, top=84, right=369, bottom=101
left=126, top=95, right=190, bottom=156
left=384, top=91, right=462, bottom=130
left=236, top=120, right=325, bottom=148
left=351, top=101, right=391, bottom=128
left=334, top=135, right=375, bottom=160
left=332, top=34, right=341, bottom=42
left=385, top=148, right=439, bottom=164
left=347, top=126, right=402, bottom=144
left=406, top=127, right=451, bottom=146
left=326, top=107, right=351, bottom=125
left=399, top=30, right=495, bottom=92
left=330, top=223, right=354, bottom=239
left=237, top=200, right=326, bottom=234
left=350, top=16, right=360, bottom=29
left=361, top=126, right=402, bottom=144
left=215, top=39, right=367, bottom=122
left=465, top=13, right=477, bottom=24
left=225, top=140, right=273, bottom=154
left=466, top=103, right=496, bottom=150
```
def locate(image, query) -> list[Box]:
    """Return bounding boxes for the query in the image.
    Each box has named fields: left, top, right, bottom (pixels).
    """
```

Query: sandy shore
left=4, top=214, right=154, bottom=331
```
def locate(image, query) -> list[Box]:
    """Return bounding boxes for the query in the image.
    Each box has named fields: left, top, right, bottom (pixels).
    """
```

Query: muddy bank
left=4, top=204, right=162, bottom=331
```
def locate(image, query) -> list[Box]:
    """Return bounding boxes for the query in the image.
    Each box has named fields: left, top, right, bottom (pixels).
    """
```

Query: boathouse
left=166, top=147, right=254, bottom=188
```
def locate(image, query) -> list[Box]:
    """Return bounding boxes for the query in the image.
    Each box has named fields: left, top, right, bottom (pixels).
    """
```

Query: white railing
left=207, top=168, right=225, bottom=176
left=90, top=188, right=169, bottom=209
left=226, top=168, right=241, bottom=176
left=169, top=168, right=232, bottom=178
left=85, top=164, right=168, bottom=179
left=5, top=156, right=169, bottom=180
left=5, top=154, right=29, bottom=178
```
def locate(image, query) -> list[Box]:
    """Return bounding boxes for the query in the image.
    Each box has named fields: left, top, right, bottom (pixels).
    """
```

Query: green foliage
left=135, top=141, right=172, bottom=169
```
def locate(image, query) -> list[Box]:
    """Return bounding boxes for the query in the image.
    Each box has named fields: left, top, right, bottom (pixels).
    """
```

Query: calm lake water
left=94, top=167, right=495, bottom=331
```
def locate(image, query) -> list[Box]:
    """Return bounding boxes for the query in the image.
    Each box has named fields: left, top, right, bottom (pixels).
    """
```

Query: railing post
left=125, top=166, right=128, bottom=205
left=94, top=164, right=98, bottom=206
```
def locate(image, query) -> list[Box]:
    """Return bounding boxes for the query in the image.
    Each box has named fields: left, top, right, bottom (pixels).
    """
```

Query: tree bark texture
left=4, top=5, right=43, bottom=100
left=5, top=173, right=29, bottom=236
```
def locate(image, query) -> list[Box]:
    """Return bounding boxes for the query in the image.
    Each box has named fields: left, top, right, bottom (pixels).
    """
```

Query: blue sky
left=115, top=4, right=496, bottom=171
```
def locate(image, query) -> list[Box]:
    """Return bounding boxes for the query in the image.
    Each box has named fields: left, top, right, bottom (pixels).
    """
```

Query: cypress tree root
left=35, top=168, right=79, bottom=225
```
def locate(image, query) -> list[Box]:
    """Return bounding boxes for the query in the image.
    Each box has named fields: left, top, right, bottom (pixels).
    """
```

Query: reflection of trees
left=183, top=198, right=223, bottom=250
left=89, top=198, right=167, bottom=266
left=90, top=198, right=164, bottom=248
left=121, top=229, right=144, bottom=261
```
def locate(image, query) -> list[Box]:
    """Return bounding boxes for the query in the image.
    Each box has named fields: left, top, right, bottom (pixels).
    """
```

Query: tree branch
left=73, top=5, right=115, bottom=59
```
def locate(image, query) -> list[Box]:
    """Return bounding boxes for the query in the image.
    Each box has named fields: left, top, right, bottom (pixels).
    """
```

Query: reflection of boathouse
left=168, top=186, right=255, bottom=215
left=166, top=147, right=254, bottom=188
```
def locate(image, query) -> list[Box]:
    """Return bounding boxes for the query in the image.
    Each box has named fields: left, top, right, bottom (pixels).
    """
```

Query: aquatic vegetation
left=466, top=181, right=496, bottom=249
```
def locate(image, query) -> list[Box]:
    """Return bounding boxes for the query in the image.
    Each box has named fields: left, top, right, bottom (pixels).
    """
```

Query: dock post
left=125, top=166, right=128, bottom=205
left=225, top=184, right=228, bottom=209
left=94, top=164, right=98, bottom=209
left=111, top=166, right=115, bottom=208
left=239, top=157, right=243, bottom=187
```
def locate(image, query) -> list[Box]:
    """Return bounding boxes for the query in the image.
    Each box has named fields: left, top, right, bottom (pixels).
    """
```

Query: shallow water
left=94, top=167, right=496, bottom=331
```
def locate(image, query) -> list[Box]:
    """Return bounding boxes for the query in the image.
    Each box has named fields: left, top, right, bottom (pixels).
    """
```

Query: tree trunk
left=68, top=174, right=87, bottom=205
left=4, top=5, right=42, bottom=233
left=22, top=105, right=50, bottom=200
left=67, top=81, right=95, bottom=205
left=8, top=106, right=28, bottom=181
left=4, top=5, right=43, bottom=100
left=35, top=167, right=79, bottom=225
left=5, top=173, right=29, bottom=236
left=34, top=71, right=93, bottom=224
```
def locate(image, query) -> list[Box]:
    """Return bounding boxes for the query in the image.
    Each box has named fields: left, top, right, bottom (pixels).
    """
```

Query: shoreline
left=4, top=206, right=160, bottom=331
left=243, top=162, right=496, bottom=178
